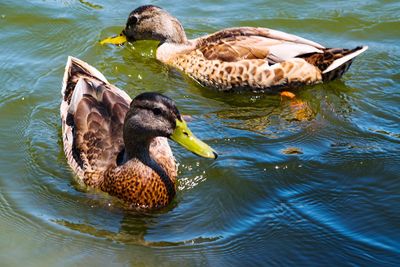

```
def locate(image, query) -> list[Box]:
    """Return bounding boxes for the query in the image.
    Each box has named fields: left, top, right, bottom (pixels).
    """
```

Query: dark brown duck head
left=101, top=5, right=187, bottom=45
left=123, top=92, right=217, bottom=160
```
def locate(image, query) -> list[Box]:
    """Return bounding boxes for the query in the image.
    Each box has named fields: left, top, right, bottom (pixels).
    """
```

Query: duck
left=60, top=56, right=217, bottom=209
left=100, top=5, right=368, bottom=93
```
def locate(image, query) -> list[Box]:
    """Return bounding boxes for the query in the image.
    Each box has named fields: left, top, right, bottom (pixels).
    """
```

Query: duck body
left=102, top=5, right=368, bottom=92
left=61, top=57, right=216, bottom=209
left=156, top=27, right=329, bottom=92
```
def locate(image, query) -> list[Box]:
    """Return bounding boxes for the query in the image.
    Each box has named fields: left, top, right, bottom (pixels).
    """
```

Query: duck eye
left=153, top=108, right=162, bottom=116
left=127, top=15, right=138, bottom=26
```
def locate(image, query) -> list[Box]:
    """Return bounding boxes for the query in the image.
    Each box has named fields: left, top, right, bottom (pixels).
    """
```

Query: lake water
left=0, top=0, right=399, bottom=266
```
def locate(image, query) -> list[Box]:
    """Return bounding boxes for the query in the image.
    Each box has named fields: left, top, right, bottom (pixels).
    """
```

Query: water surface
left=0, top=0, right=399, bottom=266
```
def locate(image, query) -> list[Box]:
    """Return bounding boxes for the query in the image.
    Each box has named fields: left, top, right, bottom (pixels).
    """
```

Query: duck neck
left=158, top=16, right=188, bottom=45
left=123, top=135, right=154, bottom=164
left=164, top=30, right=187, bottom=45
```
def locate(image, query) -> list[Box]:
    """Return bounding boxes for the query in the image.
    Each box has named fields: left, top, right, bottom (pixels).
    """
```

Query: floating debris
left=78, top=0, right=103, bottom=9
left=280, top=91, right=296, bottom=99
left=282, top=147, right=303, bottom=155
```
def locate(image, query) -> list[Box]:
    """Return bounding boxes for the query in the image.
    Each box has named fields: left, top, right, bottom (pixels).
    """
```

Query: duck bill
left=170, top=119, right=218, bottom=159
left=99, top=32, right=127, bottom=45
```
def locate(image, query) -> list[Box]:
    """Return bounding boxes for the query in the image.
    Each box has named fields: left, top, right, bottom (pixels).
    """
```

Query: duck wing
left=196, top=27, right=325, bottom=64
left=60, top=57, right=131, bottom=181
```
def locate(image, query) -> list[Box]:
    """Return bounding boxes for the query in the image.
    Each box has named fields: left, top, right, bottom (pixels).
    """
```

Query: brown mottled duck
left=100, top=5, right=368, bottom=93
left=60, top=57, right=217, bottom=209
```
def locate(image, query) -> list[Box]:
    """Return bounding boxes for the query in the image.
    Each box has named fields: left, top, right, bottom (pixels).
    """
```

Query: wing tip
left=322, top=45, right=368, bottom=74
left=63, top=56, right=109, bottom=88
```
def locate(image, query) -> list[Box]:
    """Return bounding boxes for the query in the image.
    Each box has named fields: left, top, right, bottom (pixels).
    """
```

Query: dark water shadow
left=53, top=207, right=221, bottom=247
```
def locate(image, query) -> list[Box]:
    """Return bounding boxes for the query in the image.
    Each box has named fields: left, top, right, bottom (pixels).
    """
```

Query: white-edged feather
left=323, top=46, right=368, bottom=74
left=267, top=28, right=325, bottom=49
left=269, top=43, right=323, bottom=61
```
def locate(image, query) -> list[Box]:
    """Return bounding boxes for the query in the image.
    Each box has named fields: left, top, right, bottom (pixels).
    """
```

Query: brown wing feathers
left=72, top=81, right=129, bottom=172
left=62, top=58, right=130, bottom=180
left=200, top=36, right=270, bottom=62
left=196, top=27, right=324, bottom=64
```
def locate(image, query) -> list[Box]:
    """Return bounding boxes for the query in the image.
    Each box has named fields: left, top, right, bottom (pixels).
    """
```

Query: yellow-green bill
left=170, top=119, right=217, bottom=159
left=99, top=33, right=127, bottom=45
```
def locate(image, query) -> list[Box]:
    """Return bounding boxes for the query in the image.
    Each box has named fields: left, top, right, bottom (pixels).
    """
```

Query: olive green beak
left=170, top=119, right=218, bottom=159
left=99, top=32, right=127, bottom=45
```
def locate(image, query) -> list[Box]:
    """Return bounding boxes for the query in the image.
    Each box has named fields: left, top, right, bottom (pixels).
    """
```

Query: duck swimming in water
left=100, top=5, right=368, bottom=92
left=60, top=56, right=217, bottom=209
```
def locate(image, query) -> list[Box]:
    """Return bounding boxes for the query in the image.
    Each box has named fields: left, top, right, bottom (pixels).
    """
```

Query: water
left=0, top=0, right=399, bottom=265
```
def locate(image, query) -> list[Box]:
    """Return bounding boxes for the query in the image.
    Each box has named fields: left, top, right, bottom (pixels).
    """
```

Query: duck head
left=124, top=92, right=217, bottom=159
left=101, top=5, right=187, bottom=45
